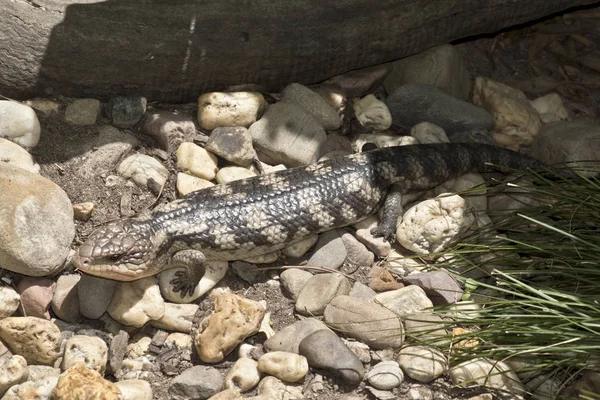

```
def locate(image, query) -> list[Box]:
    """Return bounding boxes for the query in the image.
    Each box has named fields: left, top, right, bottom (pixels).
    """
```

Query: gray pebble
left=386, top=83, right=493, bottom=135
left=107, top=96, right=147, bottom=128
left=168, top=365, right=223, bottom=400
left=264, top=318, right=331, bottom=354
left=295, top=273, right=351, bottom=316
left=299, top=329, right=364, bottom=384
left=280, top=269, right=313, bottom=301
left=206, top=126, right=256, bottom=167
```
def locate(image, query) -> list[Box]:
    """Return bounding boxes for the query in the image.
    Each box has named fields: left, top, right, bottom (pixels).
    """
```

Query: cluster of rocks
left=0, top=41, right=599, bottom=400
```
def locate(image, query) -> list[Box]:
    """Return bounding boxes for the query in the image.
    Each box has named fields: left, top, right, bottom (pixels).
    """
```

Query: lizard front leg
left=169, top=250, right=207, bottom=298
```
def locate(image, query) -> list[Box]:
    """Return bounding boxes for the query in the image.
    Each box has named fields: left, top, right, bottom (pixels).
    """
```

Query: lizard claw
left=170, top=271, right=195, bottom=298
left=370, top=225, right=396, bottom=243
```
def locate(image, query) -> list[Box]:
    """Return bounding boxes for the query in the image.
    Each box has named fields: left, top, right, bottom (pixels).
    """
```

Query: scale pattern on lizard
left=73, top=143, right=550, bottom=296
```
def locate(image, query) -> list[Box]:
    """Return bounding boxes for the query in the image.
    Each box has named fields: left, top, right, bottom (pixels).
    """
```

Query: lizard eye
left=110, top=254, right=120, bottom=261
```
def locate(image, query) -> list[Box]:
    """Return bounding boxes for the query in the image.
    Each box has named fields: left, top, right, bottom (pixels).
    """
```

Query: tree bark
left=0, top=0, right=596, bottom=103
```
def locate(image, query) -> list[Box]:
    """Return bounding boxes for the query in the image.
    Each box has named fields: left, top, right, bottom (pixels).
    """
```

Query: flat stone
left=374, top=285, right=434, bottom=317
left=197, top=92, right=265, bottom=130
left=0, top=137, right=39, bottom=173
left=299, top=329, right=364, bottom=384
left=249, top=101, right=327, bottom=167
left=323, top=295, right=404, bottom=349
left=402, top=270, right=463, bottom=305
left=397, top=346, right=447, bottom=383
left=305, top=229, right=347, bottom=270
left=0, top=163, right=74, bottom=276
left=206, top=126, right=256, bottom=167
left=64, top=98, right=101, bottom=126
left=142, top=111, right=196, bottom=152
left=107, top=96, right=147, bottom=128
left=295, top=273, right=351, bottom=316
left=51, top=274, right=81, bottom=322
left=264, top=318, right=331, bottom=354
left=78, top=275, right=118, bottom=320
left=281, top=83, right=341, bottom=130
left=384, top=44, right=471, bottom=101
left=386, top=83, right=493, bottom=135
left=168, top=365, right=223, bottom=400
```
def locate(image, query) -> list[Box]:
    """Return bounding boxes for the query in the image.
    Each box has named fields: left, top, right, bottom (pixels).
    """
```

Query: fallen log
left=0, top=0, right=596, bottom=103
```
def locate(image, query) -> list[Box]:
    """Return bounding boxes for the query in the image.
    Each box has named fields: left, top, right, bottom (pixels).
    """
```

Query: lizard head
left=73, top=219, right=164, bottom=281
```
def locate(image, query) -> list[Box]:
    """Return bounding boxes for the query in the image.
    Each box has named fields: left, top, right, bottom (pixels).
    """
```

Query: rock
left=115, top=379, right=153, bottom=400
left=348, top=282, right=377, bottom=300
left=323, top=295, right=404, bottom=349
left=78, top=275, right=118, bottom=319
left=176, top=142, right=219, bottom=180
left=108, top=330, right=129, bottom=377
left=282, top=235, right=318, bottom=259
left=305, top=229, right=347, bottom=270
left=472, top=77, right=541, bottom=149
left=165, top=332, right=193, bottom=350
left=397, top=346, right=447, bottom=383
left=402, top=271, right=462, bottom=305
left=450, top=358, right=524, bottom=394
left=386, top=84, right=493, bottom=135
left=344, top=340, right=371, bottom=364
left=403, top=312, right=448, bottom=343
left=117, top=154, right=168, bottom=193
left=525, top=374, right=561, bottom=400
left=264, top=318, right=331, bottom=354
left=197, top=92, right=266, bottom=130
left=298, top=329, right=364, bottom=384
left=169, top=365, right=224, bottom=400
left=158, top=261, right=228, bottom=303
left=62, top=335, right=108, bottom=373
left=384, top=44, right=471, bottom=101
left=195, top=289, right=265, bottom=363
left=281, top=83, right=341, bottom=130
left=64, top=98, right=101, bottom=126
left=351, top=134, right=417, bottom=153
left=230, top=261, right=262, bottom=284
left=225, top=358, right=261, bottom=392
left=353, top=94, right=392, bottom=132
left=150, top=302, right=199, bottom=333
left=0, top=355, right=28, bottom=397
left=177, top=172, right=214, bottom=196
left=249, top=101, right=326, bottom=167
left=529, top=93, right=568, bottom=123
left=250, top=376, right=303, bottom=400
left=25, top=99, right=60, bottom=116
left=206, top=389, right=243, bottom=400
left=0, top=101, right=40, bottom=148
left=51, top=274, right=81, bottom=322
left=72, top=202, right=94, bottom=221
left=0, top=163, right=74, bottom=276
left=310, top=84, right=346, bottom=112
left=2, top=375, right=59, bottom=400
left=107, top=277, right=165, bottom=328
left=323, top=63, right=392, bottom=98
left=374, top=285, right=434, bottom=317
left=366, top=360, right=404, bottom=390
left=257, top=352, right=309, bottom=383
left=107, top=96, right=147, bottom=128
left=76, top=126, right=140, bottom=180
left=530, top=119, right=600, bottom=177
left=410, top=122, right=449, bottom=144
left=0, top=287, right=20, bottom=318
left=279, top=269, right=313, bottom=301
left=242, top=251, right=279, bottom=264
left=0, top=138, right=39, bottom=173
left=142, top=110, right=196, bottom=152
left=295, top=273, right=351, bottom=316
left=216, top=166, right=256, bottom=184
left=0, top=317, right=61, bottom=365
left=369, top=266, right=403, bottom=292
left=354, top=216, right=391, bottom=257
left=16, top=277, right=55, bottom=319
left=396, top=194, right=475, bottom=255
left=52, top=364, right=121, bottom=400
left=434, top=173, right=487, bottom=213
left=206, top=126, right=256, bottom=167
left=341, top=232, right=374, bottom=270
left=560, top=371, right=600, bottom=400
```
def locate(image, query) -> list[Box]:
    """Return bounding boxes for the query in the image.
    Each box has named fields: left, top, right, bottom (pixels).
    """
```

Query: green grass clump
left=431, top=168, right=600, bottom=397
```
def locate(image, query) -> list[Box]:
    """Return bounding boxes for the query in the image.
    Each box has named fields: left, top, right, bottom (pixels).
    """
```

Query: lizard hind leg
left=370, top=184, right=404, bottom=242
left=169, top=250, right=207, bottom=298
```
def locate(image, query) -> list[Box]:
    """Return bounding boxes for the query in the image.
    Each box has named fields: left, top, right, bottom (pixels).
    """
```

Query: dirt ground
left=24, top=6, right=600, bottom=400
